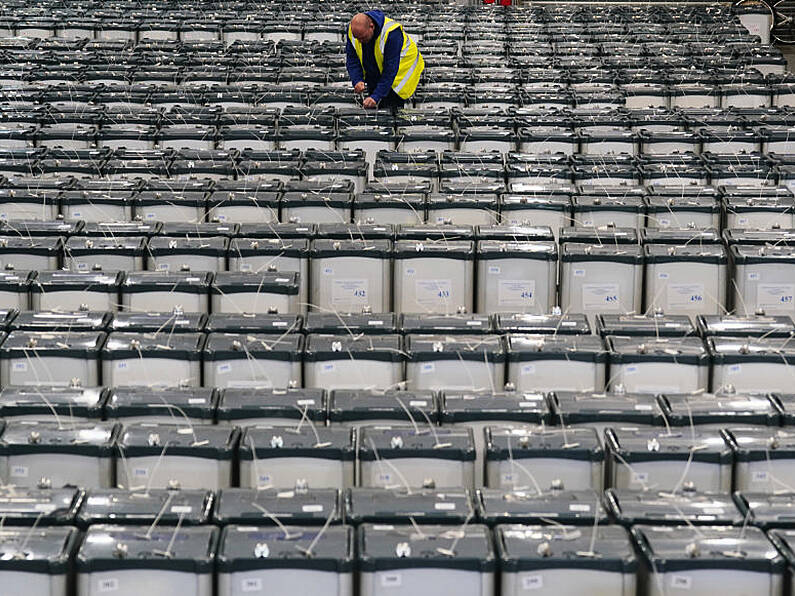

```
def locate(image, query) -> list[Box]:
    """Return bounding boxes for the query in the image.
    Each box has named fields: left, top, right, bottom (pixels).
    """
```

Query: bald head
left=351, top=13, right=376, bottom=44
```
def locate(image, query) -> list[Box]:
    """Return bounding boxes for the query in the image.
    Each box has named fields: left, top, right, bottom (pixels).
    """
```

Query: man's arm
left=369, top=27, right=403, bottom=103
left=345, top=37, right=365, bottom=88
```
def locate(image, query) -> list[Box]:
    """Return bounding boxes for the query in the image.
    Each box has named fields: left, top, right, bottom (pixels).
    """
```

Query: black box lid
left=606, top=489, right=743, bottom=527
left=101, top=331, right=205, bottom=360
left=697, top=315, right=795, bottom=338
left=660, top=391, right=779, bottom=427
left=605, top=427, right=732, bottom=464
left=122, top=271, right=211, bottom=293
left=217, top=388, right=324, bottom=422
left=213, top=488, right=341, bottom=526
left=203, top=332, right=302, bottom=361
left=0, top=420, right=118, bottom=456
left=346, top=488, right=472, bottom=525
left=640, top=228, right=722, bottom=245
left=0, top=385, right=106, bottom=419
left=303, top=333, right=403, bottom=363
left=550, top=390, right=663, bottom=426
left=734, top=493, right=795, bottom=529
left=328, top=389, right=437, bottom=424
left=400, top=314, right=493, bottom=334
left=608, top=336, right=708, bottom=365
left=118, top=423, right=239, bottom=459
left=358, top=523, right=494, bottom=572
left=495, top=313, right=591, bottom=335
left=475, top=225, right=554, bottom=242
left=406, top=334, right=505, bottom=362
left=0, top=526, right=78, bottom=573
left=105, top=387, right=218, bottom=421
left=597, top=314, right=695, bottom=338
left=238, top=424, right=355, bottom=461
left=11, top=311, right=111, bottom=332
left=396, top=224, right=474, bottom=241
left=507, top=334, right=606, bottom=363
left=497, top=524, right=636, bottom=572
left=217, top=525, right=352, bottom=572
left=561, top=242, right=644, bottom=264
left=314, top=223, right=394, bottom=240
left=0, top=330, right=106, bottom=356
left=76, top=488, right=213, bottom=527
left=708, top=337, right=795, bottom=365
left=441, top=390, right=549, bottom=424
left=486, top=426, right=603, bottom=462
left=645, top=243, right=727, bottom=264
left=211, top=271, right=299, bottom=295
left=303, top=313, right=396, bottom=335
left=478, top=488, right=607, bottom=526
left=108, top=311, right=206, bottom=334
left=559, top=226, right=638, bottom=245
left=358, top=425, right=475, bottom=462
left=0, top=486, right=82, bottom=526
left=632, top=525, right=783, bottom=573
left=76, top=525, right=218, bottom=573
left=34, top=270, right=123, bottom=292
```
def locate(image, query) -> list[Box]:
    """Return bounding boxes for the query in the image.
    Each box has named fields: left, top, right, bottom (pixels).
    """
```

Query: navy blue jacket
left=345, top=10, right=404, bottom=103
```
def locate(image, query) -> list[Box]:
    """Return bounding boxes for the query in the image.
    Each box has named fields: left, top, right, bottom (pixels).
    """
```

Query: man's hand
left=353, top=81, right=366, bottom=94
left=363, top=96, right=377, bottom=109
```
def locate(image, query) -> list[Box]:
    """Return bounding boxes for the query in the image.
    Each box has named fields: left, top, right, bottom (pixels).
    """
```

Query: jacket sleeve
left=346, top=37, right=365, bottom=87
left=370, top=27, right=403, bottom=102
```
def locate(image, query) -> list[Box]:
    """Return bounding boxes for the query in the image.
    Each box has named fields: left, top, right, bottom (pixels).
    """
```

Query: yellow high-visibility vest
left=348, top=16, right=424, bottom=100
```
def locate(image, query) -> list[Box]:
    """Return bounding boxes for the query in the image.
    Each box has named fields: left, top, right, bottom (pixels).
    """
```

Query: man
left=346, top=10, right=424, bottom=110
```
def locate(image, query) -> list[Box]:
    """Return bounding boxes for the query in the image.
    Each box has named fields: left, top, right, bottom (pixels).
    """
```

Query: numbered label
left=666, top=283, right=705, bottom=311
left=331, top=279, right=369, bottom=308
left=241, top=578, right=262, bottom=592
left=670, top=575, right=692, bottom=590
left=752, top=470, right=769, bottom=483
left=380, top=573, right=402, bottom=588
left=582, top=283, right=621, bottom=312
left=498, top=279, right=536, bottom=307
left=98, top=578, right=119, bottom=592
left=415, top=279, right=453, bottom=306
left=10, top=465, right=28, bottom=478
left=757, top=283, right=795, bottom=313
left=521, top=575, right=543, bottom=590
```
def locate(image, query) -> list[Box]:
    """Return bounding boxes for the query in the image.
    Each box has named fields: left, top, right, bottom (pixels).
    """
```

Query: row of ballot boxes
left=3, top=511, right=795, bottom=596
left=0, top=416, right=795, bottom=493
left=0, top=331, right=793, bottom=393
